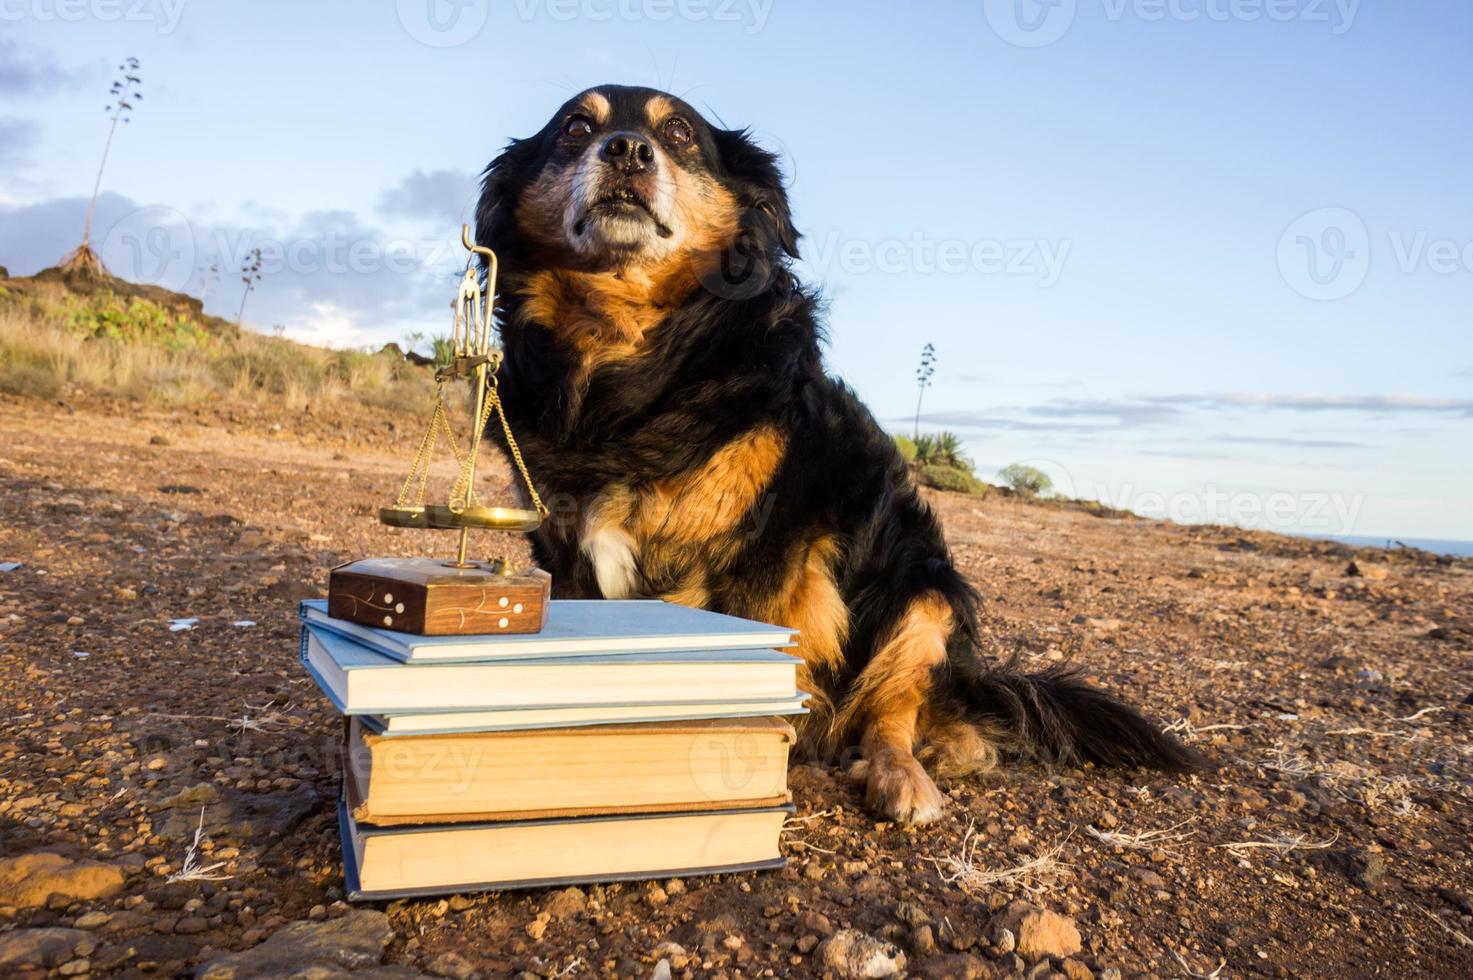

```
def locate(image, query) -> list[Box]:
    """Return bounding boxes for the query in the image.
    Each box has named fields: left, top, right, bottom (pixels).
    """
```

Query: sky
left=2, top=0, right=1471, bottom=542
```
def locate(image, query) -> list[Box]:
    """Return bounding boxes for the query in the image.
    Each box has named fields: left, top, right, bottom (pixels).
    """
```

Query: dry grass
left=1215, top=831, right=1338, bottom=860
left=0, top=274, right=432, bottom=414
left=1162, top=718, right=1249, bottom=741
left=1256, top=743, right=1425, bottom=817
left=1085, top=820, right=1196, bottom=852
left=928, top=821, right=1072, bottom=898
left=165, top=807, right=231, bottom=884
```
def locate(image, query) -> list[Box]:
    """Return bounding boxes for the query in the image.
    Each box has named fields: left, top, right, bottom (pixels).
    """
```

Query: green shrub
left=919, top=463, right=989, bottom=496
left=62, top=291, right=211, bottom=350
left=998, top=463, right=1053, bottom=496
left=893, top=434, right=917, bottom=461
left=914, top=432, right=972, bottom=471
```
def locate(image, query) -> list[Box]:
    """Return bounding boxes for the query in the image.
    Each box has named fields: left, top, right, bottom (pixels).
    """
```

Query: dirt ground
left=1, top=394, right=1469, bottom=979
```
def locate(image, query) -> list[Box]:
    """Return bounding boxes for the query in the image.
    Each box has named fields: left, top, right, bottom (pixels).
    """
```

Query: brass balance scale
left=326, top=226, right=552, bottom=636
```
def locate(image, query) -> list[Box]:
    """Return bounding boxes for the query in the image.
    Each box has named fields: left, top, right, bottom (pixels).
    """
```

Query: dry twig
left=1167, top=946, right=1227, bottom=978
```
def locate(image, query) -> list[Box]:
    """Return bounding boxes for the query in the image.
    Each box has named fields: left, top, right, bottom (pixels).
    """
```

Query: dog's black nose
left=600, top=131, right=655, bottom=173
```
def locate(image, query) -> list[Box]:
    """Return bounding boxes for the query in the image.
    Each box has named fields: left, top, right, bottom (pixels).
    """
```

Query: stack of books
left=298, top=598, right=807, bottom=899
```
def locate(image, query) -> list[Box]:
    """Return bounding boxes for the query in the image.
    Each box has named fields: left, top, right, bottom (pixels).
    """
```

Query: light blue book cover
left=299, top=598, right=796, bottom=663
left=300, top=622, right=802, bottom=715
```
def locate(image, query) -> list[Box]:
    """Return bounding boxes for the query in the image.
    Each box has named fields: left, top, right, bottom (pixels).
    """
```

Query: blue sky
left=2, top=0, right=1471, bottom=541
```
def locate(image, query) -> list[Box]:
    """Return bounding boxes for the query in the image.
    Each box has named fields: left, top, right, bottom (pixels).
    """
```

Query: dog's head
left=477, top=85, right=797, bottom=292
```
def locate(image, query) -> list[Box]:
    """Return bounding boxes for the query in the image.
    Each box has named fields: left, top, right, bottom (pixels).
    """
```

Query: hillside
left=0, top=266, right=433, bottom=440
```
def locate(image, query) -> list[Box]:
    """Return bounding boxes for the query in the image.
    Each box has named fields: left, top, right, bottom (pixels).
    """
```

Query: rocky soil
left=0, top=395, right=1469, bottom=978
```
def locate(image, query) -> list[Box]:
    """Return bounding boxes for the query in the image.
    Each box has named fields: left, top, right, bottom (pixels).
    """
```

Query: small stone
left=989, top=901, right=1082, bottom=959
left=0, top=854, right=126, bottom=909
left=195, top=910, right=393, bottom=978
left=73, top=911, right=111, bottom=929
left=992, top=927, right=1016, bottom=954
left=0, top=928, right=93, bottom=970
left=646, top=884, right=669, bottom=907
left=1437, top=887, right=1473, bottom=916
left=308, top=904, right=327, bottom=921
left=1061, top=958, right=1094, bottom=980
left=800, top=910, right=834, bottom=937
left=818, top=928, right=908, bottom=978
left=150, top=435, right=170, bottom=446
left=1321, top=848, right=1387, bottom=891
left=912, top=924, right=938, bottom=956
left=543, top=886, right=586, bottom=920
left=525, top=912, right=550, bottom=940
left=895, top=901, right=932, bottom=927
left=426, top=950, right=478, bottom=979
left=174, top=916, right=207, bottom=934
left=1346, top=560, right=1388, bottom=581
left=650, top=942, right=689, bottom=969
left=928, top=953, right=997, bottom=979
left=797, top=934, right=820, bottom=954
left=663, top=878, right=686, bottom=896
left=1130, top=868, right=1167, bottom=891
left=650, top=959, right=672, bottom=980
left=943, top=918, right=982, bottom=952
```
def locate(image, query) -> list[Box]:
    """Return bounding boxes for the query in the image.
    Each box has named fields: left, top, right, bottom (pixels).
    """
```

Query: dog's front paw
left=861, top=751, right=944, bottom=825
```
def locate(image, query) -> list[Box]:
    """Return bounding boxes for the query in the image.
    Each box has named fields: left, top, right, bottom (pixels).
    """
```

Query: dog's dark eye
left=662, top=118, right=693, bottom=145
left=564, top=116, right=593, bottom=139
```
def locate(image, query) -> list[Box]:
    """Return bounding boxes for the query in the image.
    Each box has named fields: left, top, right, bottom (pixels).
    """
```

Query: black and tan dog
left=475, top=85, right=1199, bottom=823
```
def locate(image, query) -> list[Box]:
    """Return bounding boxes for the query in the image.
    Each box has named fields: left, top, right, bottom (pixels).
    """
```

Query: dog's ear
left=475, top=135, right=542, bottom=255
left=711, top=127, right=800, bottom=260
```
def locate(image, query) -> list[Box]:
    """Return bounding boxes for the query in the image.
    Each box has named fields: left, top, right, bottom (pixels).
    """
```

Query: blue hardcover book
left=299, top=598, right=796, bottom=664
left=300, top=623, right=803, bottom=716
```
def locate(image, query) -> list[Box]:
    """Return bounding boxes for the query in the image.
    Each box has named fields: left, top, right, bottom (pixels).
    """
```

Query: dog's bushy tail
left=958, top=664, right=1205, bottom=772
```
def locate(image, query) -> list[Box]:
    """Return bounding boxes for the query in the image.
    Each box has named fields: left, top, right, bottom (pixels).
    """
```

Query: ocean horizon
left=1296, top=533, right=1473, bottom=559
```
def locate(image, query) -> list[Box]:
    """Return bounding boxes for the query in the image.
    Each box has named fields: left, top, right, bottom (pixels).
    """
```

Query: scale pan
left=422, top=504, right=543, bottom=531
left=378, top=506, right=429, bottom=528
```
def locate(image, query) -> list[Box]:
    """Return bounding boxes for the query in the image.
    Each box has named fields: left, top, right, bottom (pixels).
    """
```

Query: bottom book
left=339, top=798, right=792, bottom=900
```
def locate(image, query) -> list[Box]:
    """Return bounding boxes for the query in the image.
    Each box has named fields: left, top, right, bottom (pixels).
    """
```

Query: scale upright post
left=324, top=225, right=552, bottom=636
